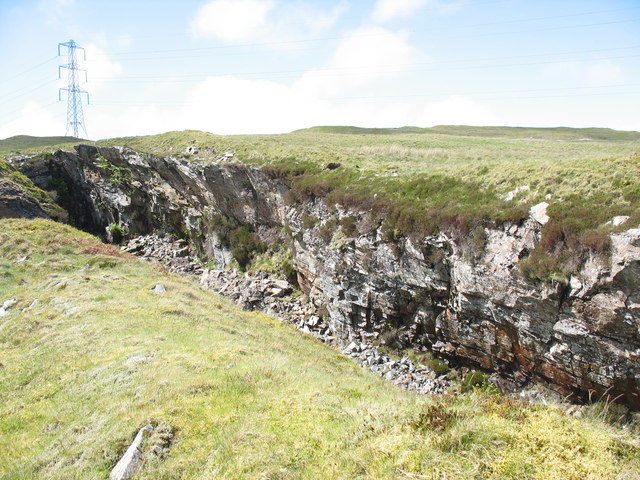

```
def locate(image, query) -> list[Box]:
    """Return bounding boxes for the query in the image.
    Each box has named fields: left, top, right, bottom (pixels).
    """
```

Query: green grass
left=298, top=125, right=640, bottom=141
left=0, top=218, right=639, bottom=479
left=3, top=126, right=640, bottom=281
left=0, top=135, right=83, bottom=154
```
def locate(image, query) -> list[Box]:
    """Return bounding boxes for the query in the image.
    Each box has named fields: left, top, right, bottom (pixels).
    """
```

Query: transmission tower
left=58, top=39, right=89, bottom=138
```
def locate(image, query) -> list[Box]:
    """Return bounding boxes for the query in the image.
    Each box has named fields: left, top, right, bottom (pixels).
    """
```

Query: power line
left=0, top=78, right=58, bottom=106
left=90, top=83, right=640, bottom=107
left=0, top=56, right=57, bottom=85
left=104, top=42, right=640, bottom=64
left=88, top=53, right=640, bottom=84
left=105, top=17, right=640, bottom=57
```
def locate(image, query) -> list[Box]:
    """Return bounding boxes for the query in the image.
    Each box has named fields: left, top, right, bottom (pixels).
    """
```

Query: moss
left=107, top=223, right=125, bottom=244
left=97, top=157, right=132, bottom=188
left=459, top=370, right=493, bottom=393
left=207, top=214, right=266, bottom=270
left=318, top=217, right=337, bottom=244
left=410, top=402, right=459, bottom=432
left=339, top=216, right=357, bottom=237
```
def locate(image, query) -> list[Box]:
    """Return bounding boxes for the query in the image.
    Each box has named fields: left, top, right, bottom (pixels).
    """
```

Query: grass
left=0, top=135, right=83, bottom=154
left=0, top=218, right=639, bottom=479
left=2, top=126, right=639, bottom=281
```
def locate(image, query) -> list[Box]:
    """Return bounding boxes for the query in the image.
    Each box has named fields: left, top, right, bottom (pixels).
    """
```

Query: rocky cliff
left=11, top=145, right=640, bottom=408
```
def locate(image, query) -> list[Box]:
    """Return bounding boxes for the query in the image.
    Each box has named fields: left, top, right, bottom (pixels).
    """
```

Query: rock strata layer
left=11, top=145, right=640, bottom=408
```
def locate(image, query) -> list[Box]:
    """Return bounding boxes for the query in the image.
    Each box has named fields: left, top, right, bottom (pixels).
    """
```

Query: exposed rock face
left=0, top=179, right=50, bottom=220
left=11, top=145, right=640, bottom=408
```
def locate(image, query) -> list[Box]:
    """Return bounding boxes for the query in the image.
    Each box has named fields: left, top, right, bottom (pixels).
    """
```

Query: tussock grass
left=0, top=218, right=639, bottom=479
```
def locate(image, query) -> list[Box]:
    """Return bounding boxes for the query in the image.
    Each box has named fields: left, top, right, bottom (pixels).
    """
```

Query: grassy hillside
left=298, top=125, right=640, bottom=141
left=0, top=135, right=84, bottom=154
left=1, top=219, right=638, bottom=479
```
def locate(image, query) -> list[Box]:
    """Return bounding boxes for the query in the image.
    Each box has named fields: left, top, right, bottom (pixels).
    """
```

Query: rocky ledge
left=11, top=145, right=640, bottom=408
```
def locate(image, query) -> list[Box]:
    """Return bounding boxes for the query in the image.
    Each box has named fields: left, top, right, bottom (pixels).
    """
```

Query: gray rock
left=610, top=215, right=630, bottom=227
left=0, top=298, right=18, bottom=317
left=151, top=284, right=166, bottom=294
left=529, top=201, right=550, bottom=225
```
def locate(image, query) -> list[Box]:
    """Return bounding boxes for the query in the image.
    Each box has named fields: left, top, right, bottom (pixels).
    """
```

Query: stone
left=503, top=185, right=530, bottom=201
left=109, top=425, right=154, bottom=480
left=529, top=202, right=550, bottom=225
left=343, top=341, right=359, bottom=354
left=0, top=298, right=18, bottom=317
left=151, top=284, right=166, bottom=294
left=22, top=298, right=39, bottom=312
left=611, top=215, right=630, bottom=227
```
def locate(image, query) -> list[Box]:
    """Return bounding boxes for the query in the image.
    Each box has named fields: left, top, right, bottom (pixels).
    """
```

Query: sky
left=0, top=0, right=639, bottom=139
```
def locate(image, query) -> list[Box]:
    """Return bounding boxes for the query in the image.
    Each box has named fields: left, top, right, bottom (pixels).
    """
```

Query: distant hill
left=293, top=126, right=428, bottom=135
left=297, top=125, right=640, bottom=142
left=0, top=135, right=84, bottom=153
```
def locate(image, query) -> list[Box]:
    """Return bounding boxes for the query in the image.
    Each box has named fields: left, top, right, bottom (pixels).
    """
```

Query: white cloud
left=190, top=0, right=275, bottom=42
left=38, top=0, right=75, bottom=25
left=0, top=101, right=62, bottom=139
left=585, top=59, right=623, bottom=86
left=371, top=0, right=466, bottom=22
left=189, top=0, right=345, bottom=44
left=84, top=44, right=123, bottom=88
left=372, top=0, right=429, bottom=22
left=296, top=27, right=418, bottom=97
left=1, top=25, right=496, bottom=139
left=416, top=95, right=498, bottom=126
left=544, top=58, right=625, bottom=87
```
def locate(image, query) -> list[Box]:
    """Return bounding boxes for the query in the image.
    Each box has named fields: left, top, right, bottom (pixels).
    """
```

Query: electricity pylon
left=58, top=40, right=89, bottom=138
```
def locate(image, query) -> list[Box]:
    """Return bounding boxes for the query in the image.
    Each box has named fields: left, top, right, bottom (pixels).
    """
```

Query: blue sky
left=1, top=0, right=639, bottom=139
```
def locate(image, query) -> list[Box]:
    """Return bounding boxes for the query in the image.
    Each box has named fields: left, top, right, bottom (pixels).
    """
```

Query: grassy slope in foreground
left=0, top=219, right=639, bottom=480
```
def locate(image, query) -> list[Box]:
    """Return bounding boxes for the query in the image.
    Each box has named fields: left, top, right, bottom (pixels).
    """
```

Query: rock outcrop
left=11, top=145, right=640, bottom=408
left=0, top=180, right=50, bottom=220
